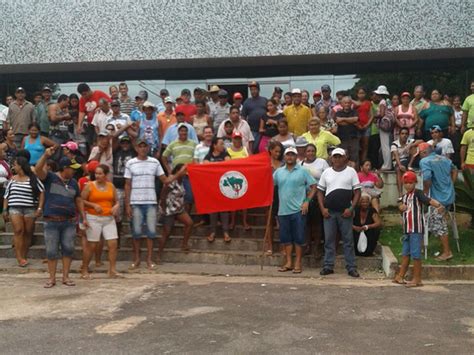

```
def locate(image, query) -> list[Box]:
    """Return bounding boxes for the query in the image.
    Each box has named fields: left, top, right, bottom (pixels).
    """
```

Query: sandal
left=264, top=250, right=273, bottom=256
left=129, top=262, right=140, bottom=270
left=44, top=280, right=56, bottom=288
left=62, top=279, right=76, bottom=287
left=207, top=234, right=215, bottom=243
left=147, top=263, right=157, bottom=270
left=18, top=259, right=29, bottom=267
left=224, top=233, right=232, bottom=243
left=405, top=282, right=423, bottom=288
left=435, top=254, right=453, bottom=261
left=293, top=269, right=302, bottom=274
left=278, top=266, right=293, bottom=272
left=392, top=277, right=406, bottom=285
left=108, top=272, right=124, bottom=279
left=80, top=273, right=93, bottom=280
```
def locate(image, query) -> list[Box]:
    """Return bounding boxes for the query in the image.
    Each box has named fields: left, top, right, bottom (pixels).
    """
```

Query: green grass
left=380, top=226, right=474, bottom=265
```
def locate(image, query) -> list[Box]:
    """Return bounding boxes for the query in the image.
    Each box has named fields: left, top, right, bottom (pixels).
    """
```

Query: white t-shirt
left=124, top=157, right=165, bottom=205
left=106, top=113, right=131, bottom=138
left=427, top=138, right=454, bottom=157
left=301, top=158, right=329, bottom=183
left=317, top=166, right=361, bottom=212
left=391, top=138, right=414, bottom=162
left=193, top=142, right=211, bottom=163
left=92, top=109, right=113, bottom=132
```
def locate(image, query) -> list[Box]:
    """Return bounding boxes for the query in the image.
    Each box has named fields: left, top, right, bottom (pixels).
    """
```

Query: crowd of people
left=0, top=79, right=472, bottom=287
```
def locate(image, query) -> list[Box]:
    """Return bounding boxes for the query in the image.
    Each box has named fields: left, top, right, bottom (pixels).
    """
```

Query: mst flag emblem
left=187, top=153, right=274, bottom=214
left=219, top=171, right=248, bottom=199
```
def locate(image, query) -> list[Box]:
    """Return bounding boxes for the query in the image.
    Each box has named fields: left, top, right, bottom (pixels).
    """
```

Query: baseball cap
left=86, top=160, right=100, bottom=173
left=232, top=131, right=242, bottom=139
left=136, top=138, right=149, bottom=146
left=160, top=89, right=169, bottom=96
left=274, top=86, right=283, bottom=93
left=177, top=123, right=188, bottom=130
left=181, top=88, right=191, bottom=96
left=142, top=101, right=156, bottom=109
left=135, top=90, right=148, bottom=100
left=284, top=146, right=298, bottom=155
left=164, top=96, right=174, bottom=104
left=111, top=99, right=121, bottom=107
left=119, top=135, right=131, bottom=142
left=58, top=157, right=75, bottom=169
left=430, top=125, right=442, bottom=132
left=291, top=88, right=302, bottom=95
left=295, top=136, right=309, bottom=147
left=402, top=171, right=417, bottom=183
left=401, top=92, right=411, bottom=98
left=61, top=141, right=78, bottom=151
left=98, top=130, right=109, bottom=137
left=15, top=87, right=25, bottom=93
left=248, top=81, right=260, bottom=89
left=313, top=90, right=322, bottom=97
left=209, top=85, right=220, bottom=93
left=321, top=84, right=331, bottom=92
left=218, top=89, right=228, bottom=97
left=42, top=85, right=52, bottom=92
left=233, top=92, right=243, bottom=100
left=331, top=147, right=346, bottom=156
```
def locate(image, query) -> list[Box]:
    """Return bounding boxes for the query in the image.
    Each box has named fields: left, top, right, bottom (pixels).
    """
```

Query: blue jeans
left=251, top=131, right=261, bottom=154
left=279, top=212, right=306, bottom=246
left=131, top=204, right=157, bottom=239
left=401, top=233, right=422, bottom=260
left=44, top=220, right=76, bottom=260
left=323, top=211, right=357, bottom=272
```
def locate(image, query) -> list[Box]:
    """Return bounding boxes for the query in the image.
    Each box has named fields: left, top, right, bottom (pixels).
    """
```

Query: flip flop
left=44, top=280, right=56, bottom=288
left=80, top=274, right=93, bottom=280
left=435, top=254, right=453, bottom=261
left=128, top=263, right=140, bottom=270
left=108, top=272, right=125, bottom=279
left=147, top=263, right=157, bottom=270
left=62, top=279, right=76, bottom=287
left=278, top=266, right=293, bottom=272
left=18, top=260, right=29, bottom=267
left=207, top=235, right=215, bottom=243
left=292, top=269, right=302, bottom=274
left=405, top=282, right=423, bottom=288
left=392, top=278, right=406, bottom=285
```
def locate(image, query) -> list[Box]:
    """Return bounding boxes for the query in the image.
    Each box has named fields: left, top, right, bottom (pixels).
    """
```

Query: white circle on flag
left=219, top=171, right=248, bottom=199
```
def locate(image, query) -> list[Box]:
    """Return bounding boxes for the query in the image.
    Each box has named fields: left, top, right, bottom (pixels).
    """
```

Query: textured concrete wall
left=1, top=0, right=472, bottom=65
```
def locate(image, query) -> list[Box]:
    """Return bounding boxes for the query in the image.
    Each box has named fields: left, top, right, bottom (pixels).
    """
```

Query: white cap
left=373, top=85, right=389, bottom=96
left=291, top=88, right=302, bottom=95
left=142, top=101, right=156, bottom=109
left=164, top=96, right=174, bottom=103
left=331, top=147, right=346, bottom=156
left=284, top=146, right=298, bottom=155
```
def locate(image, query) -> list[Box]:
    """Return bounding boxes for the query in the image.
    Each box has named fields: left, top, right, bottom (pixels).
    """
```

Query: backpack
left=377, top=100, right=394, bottom=132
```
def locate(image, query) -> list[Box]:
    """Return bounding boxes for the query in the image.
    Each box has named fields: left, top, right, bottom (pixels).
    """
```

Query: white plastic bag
left=357, top=231, right=368, bottom=253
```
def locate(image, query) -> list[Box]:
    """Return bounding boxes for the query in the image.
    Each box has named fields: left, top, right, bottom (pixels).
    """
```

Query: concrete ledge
left=381, top=245, right=398, bottom=278
left=381, top=212, right=471, bottom=228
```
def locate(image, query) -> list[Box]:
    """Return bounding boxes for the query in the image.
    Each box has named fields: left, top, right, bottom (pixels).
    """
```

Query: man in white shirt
left=217, top=105, right=254, bottom=152
left=92, top=99, right=113, bottom=134
left=107, top=100, right=135, bottom=138
left=193, top=126, right=213, bottom=163
left=211, top=89, right=231, bottom=131
left=427, top=125, right=454, bottom=160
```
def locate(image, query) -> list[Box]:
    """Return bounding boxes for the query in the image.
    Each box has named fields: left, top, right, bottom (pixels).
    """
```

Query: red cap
left=401, top=92, right=411, bottom=98
left=313, top=90, right=322, bottom=97
left=418, top=142, right=432, bottom=152
left=232, top=131, right=242, bottom=139
left=402, top=171, right=417, bottom=183
left=86, top=160, right=100, bottom=173
left=233, top=92, right=243, bottom=100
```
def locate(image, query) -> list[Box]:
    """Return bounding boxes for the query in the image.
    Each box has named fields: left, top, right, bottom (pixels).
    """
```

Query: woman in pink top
left=394, top=92, right=419, bottom=140
left=357, top=159, right=384, bottom=212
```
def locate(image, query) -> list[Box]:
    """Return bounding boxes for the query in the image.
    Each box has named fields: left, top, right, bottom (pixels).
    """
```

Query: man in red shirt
left=76, top=83, right=111, bottom=148
left=176, top=88, right=196, bottom=124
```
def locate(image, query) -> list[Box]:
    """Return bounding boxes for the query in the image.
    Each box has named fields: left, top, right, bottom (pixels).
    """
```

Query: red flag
left=187, top=153, right=274, bottom=214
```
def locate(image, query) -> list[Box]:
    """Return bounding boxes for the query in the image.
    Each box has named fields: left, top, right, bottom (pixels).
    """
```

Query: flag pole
left=261, top=205, right=273, bottom=271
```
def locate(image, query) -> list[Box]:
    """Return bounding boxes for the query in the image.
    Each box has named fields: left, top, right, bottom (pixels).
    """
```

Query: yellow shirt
left=461, top=128, right=474, bottom=164
left=227, top=146, right=249, bottom=159
left=302, top=130, right=341, bottom=160
left=283, top=104, right=312, bottom=136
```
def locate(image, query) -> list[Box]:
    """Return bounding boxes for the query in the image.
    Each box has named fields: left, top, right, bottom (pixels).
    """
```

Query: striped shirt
left=4, top=179, right=44, bottom=208
left=120, top=97, right=135, bottom=116
left=401, top=189, right=431, bottom=234
left=162, top=140, right=197, bottom=168
left=124, top=157, right=165, bottom=205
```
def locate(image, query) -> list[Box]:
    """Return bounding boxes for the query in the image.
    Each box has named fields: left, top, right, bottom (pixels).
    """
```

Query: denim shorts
left=358, top=127, right=371, bottom=138
left=401, top=233, right=422, bottom=260
left=279, top=212, right=306, bottom=246
left=131, top=204, right=157, bottom=239
left=9, top=207, right=36, bottom=218
left=44, top=220, right=76, bottom=260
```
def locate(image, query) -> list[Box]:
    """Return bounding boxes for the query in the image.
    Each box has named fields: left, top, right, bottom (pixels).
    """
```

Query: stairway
left=0, top=208, right=383, bottom=271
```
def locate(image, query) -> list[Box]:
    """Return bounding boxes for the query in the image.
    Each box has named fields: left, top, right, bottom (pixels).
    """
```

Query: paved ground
left=0, top=269, right=473, bottom=354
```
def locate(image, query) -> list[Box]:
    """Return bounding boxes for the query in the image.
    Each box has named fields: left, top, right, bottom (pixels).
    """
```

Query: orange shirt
left=158, top=111, right=177, bottom=139
left=85, top=181, right=115, bottom=216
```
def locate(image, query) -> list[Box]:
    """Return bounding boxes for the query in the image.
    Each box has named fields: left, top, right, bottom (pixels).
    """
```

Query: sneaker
left=348, top=270, right=360, bottom=278
left=320, top=268, right=334, bottom=276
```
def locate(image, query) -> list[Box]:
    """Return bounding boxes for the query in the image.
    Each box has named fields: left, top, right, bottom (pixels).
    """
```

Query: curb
left=381, top=245, right=398, bottom=278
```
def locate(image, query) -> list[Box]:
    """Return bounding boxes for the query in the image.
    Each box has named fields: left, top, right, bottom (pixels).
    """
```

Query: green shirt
left=370, top=102, right=379, bottom=135
left=462, top=94, right=474, bottom=128
left=419, top=103, right=453, bottom=131
left=460, top=129, right=474, bottom=165
left=162, top=139, right=197, bottom=168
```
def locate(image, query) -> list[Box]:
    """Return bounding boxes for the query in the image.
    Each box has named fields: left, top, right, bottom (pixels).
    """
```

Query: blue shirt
left=130, top=109, right=145, bottom=122
left=162, top=122, right=198, bottom=146
left=420, top=152, right=455, bottom=206
left=42, top=172, right=80, bottom=218
left=139, top=116, right=160, bottom=149
left=273, top=164, right=316, bottom=216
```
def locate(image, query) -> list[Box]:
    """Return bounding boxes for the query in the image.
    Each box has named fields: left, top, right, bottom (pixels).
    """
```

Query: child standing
left=393, top=171, right=444, bottom=287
